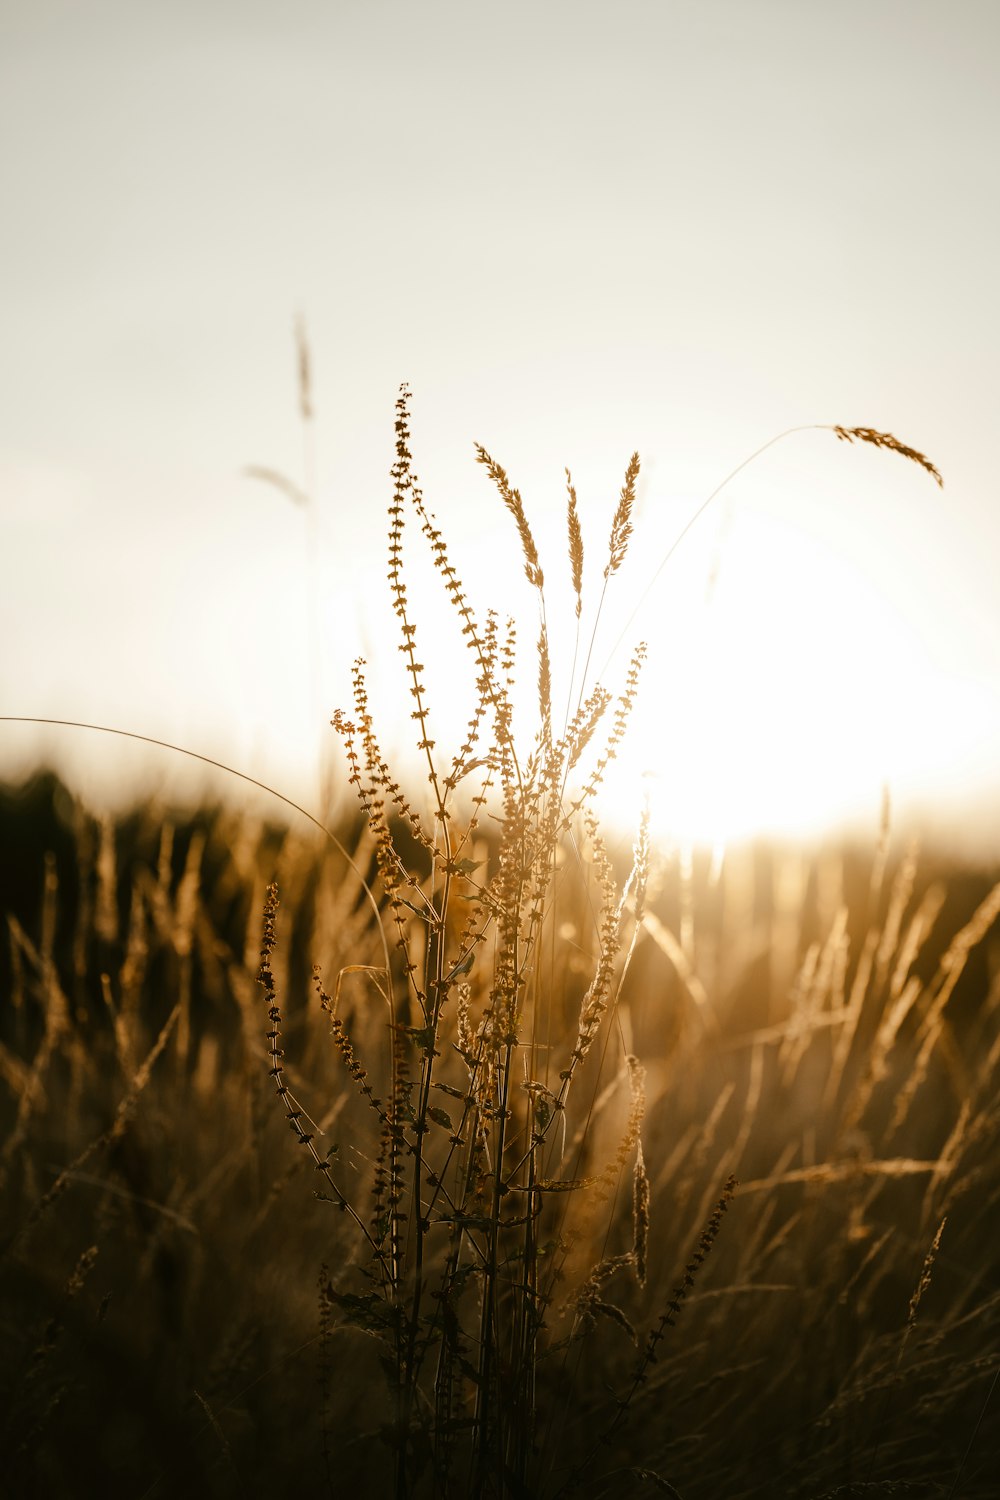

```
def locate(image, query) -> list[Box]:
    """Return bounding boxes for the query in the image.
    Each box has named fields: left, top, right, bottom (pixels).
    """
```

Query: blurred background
left=2, top=0, right=999, bottom=855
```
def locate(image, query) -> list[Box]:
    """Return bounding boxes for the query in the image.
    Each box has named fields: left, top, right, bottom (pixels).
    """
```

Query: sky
left=2, top=0, right=999, bottom=855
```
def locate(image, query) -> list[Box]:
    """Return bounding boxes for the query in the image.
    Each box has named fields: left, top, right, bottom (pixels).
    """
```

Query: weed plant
left=1, top=395, right=998, bottom=1498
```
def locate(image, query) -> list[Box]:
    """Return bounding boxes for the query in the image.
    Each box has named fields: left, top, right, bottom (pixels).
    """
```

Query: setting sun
left=595, top=493, right=970, bottom=844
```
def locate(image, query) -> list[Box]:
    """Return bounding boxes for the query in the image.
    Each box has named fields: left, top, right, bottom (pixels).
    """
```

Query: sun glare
left=577, top=505, right=959, bottom=846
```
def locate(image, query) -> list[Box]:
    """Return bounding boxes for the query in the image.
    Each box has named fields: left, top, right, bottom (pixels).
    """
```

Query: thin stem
left=599, top=425, right=822, bottom=678
left=0, top=715, right=392, bottom=979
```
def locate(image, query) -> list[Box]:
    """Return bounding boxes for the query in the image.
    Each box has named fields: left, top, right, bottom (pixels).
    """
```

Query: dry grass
left=1, top=395, right=997, bottom=1498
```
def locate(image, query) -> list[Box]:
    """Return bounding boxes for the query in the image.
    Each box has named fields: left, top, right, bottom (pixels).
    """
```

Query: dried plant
left=832, top=425, right=944, bottom=488
left=254, top=388, right=666, bottom=1495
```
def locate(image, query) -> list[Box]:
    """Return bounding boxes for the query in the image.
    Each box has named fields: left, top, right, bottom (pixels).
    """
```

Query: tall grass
left=1, top=393, right=997, bottom=1497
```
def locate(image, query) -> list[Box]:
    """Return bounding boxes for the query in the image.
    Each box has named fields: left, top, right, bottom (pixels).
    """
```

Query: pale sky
left=2, top=0, right=999, bottom=853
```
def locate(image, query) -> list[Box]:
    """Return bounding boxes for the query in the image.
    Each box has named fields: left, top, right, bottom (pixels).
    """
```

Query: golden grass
left=0, top=774, right=998, bottom=1496
left=1, top=393, right=997, bottom=1497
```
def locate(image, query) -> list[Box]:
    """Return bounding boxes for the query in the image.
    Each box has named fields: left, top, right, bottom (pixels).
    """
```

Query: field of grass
left=2, top=396, right=997, bottom=1498
left=2, top=769, right=998, bottom=1500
